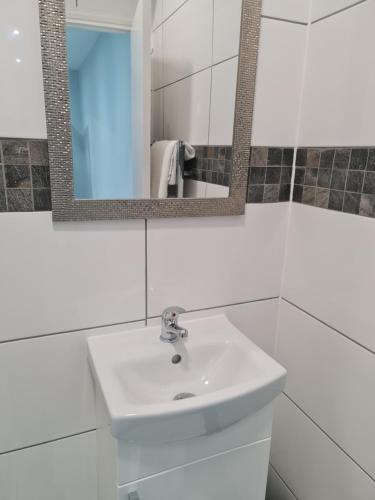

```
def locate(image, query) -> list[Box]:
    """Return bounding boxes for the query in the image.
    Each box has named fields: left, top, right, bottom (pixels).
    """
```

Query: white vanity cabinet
left=96, top=402, right=274, bottom=500
left=88, top=316, right=287, bottom=500
left=118, top=440, right=271, bottom=500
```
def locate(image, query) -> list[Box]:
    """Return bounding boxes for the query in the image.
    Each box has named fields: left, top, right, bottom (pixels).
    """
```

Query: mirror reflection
left=65, top=0, right=242, bottom=200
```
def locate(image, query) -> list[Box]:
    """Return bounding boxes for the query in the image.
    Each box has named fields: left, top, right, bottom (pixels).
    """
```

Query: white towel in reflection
left=151, top=141, right=195, bottom=198
left=151, top=141, right=178, bottom=198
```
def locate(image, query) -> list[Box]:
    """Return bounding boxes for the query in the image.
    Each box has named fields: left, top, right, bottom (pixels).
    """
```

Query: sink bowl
left=88, top=315, right=286, bottom=443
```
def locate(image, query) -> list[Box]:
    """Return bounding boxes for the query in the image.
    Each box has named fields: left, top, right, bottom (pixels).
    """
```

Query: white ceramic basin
left=88, top=315, right=286, bottom=443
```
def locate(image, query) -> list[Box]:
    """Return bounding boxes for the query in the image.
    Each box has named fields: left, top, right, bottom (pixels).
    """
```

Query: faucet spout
left=160, top=306, right=188, bottom=343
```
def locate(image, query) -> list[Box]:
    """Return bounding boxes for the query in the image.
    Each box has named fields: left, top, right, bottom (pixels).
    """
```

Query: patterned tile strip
left=293, top=147, right=375, bottom=217
left=247, top=147, right=292, bottom=203
left=190, top=146, right=232, bottom=187
left=0, top=139, right=51, bottom=212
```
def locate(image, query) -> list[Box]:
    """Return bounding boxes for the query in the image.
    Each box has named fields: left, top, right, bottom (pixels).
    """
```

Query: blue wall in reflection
left=67, top=27, right=132, bottom=199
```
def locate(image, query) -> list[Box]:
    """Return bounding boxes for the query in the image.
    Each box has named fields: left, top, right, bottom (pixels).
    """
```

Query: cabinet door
left=118, top=439, right=271, bottom=500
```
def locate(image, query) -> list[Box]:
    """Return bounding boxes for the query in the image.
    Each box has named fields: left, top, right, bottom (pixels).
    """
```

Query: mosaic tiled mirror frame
left=38, top=0, right=262, bottom=221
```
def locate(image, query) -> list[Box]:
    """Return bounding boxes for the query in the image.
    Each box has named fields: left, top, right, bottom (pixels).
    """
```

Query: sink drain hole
left=173, top=392, right=196, bottom=401
left=171, top=354, right=182, bottom=364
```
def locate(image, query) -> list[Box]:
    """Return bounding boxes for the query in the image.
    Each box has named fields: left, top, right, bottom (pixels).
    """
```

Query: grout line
left=147, top=296, right=280, bottom=320
left=152, top=0, right=189, bottom=33
left=0, top=141, right=8, bottom=210
left=153, top=55, right=238, bottom=92
left=281, top=297, right=375, bottom=355
left=27, top=140, right=35, bottom=210
left=0, top=318, right=145, bottom=345
left=0, top=429, right=96, bottom=456
left=289, top=0, right=313, bottom=203
left=311, top=0, right=368, bottom=24
left=145, top=219, right=148, bottom=326
left=283, top=393, right=375, bottom=482
left=0, top=297, right=279, bottom=345
left=261, top=14, right=308, bottom=26
left=359, top=151, right=369, bottom=195
left=207, top=0, right=215, bottom=146
left=269, top=463, right=298, bottom=500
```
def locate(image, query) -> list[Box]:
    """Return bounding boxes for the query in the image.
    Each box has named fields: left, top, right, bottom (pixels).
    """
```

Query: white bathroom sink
left=88, top=315, right=286, bottom=443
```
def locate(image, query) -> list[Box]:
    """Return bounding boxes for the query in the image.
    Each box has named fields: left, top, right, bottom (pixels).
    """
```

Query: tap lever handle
left=161, top=306, right=186, bottom=324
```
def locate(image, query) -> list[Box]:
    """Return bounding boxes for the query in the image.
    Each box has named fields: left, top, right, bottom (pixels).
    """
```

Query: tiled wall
left=0, top=205, right=288, bottom=499
left=190, top=146, right=232, bottom=188
left=151, top=0, right=241, bottom=146
left=247, top=147, right=292, bottom=203
left=266, top=1, right=375, bottom=500
left=293, top=147, right=375, bottom=216
left=0, top=139, right=51, bottom=212
left=2, top=1, right=375, bottom=500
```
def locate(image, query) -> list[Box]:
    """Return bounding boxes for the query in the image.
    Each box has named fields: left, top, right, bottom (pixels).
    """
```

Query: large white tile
left=0, top=0, right=46, bottom=138
left=209, top=57, right=238, bottom=146
left=0, top=213, right=145, bottom=342
left=277, top=300, right=375, bottom=478
left=271, top=395, right=375, bottom=500
left=252, top=18, right=306, bottom=146
left=151, top=25, right=163, bottom=90
left=212, top=0, right=242, bottom=64
left=148, top=299, right=279, bottom=356
left=0, top=432, right=97, bottom=500
left=152, top=0, right=163, bottom=29
left=311, top=0, right=361, bottom=21
left=163, top=0, right=213, bottom=86
left=0, top=321, right=143, bottom=454
left=283, top=203, right=375, bottom=352
left=163, top=0, right=187, bottom=20
left=147, top=203, right=288, bottom=316
left=299, top=1, right=375, bottom=146
left=151, top=89, right=164, bottom=142
left=266, top=466, right=297, bottom=500
left=164, top=69, right=211, bottom=144
left=262, top=0, right=310, bottom=23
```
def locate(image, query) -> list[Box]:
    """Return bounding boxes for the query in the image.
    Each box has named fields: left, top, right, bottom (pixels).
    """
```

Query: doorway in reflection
left=67, top=26, right=133, bottom=199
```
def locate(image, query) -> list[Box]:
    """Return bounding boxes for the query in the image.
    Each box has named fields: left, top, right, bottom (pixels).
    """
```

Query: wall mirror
left=39, top=0, right=261, bottom=220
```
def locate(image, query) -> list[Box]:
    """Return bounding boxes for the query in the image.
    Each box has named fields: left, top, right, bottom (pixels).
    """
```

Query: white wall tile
left=163, top=0, right=213, bottom=86
left=0, top=322, right=143, bottom=454
left=209, top=57, right=238, bottom=146
left=266, top=466, right=297, bottom=500
left=311, top=0, right=361, bottom=21
left=164, top=69, right=211, bottom=144
left=299, top=0, right=375, bottom=146
left=252, top=19, right=306, bottom=146
left=0, top=0, right=46, bottom=138
left=271, top=395, right=375, bottom=500
left=151, top=25, right=163, bottom=90
left=212, top=0, right=242, bottom=64
left=151, top=89, right=164, bottom=142
left=163, top=0, right=187, bottom=21
left=277, top=300, right=375, bottom=478
left=0, top=432, right=97, bottom=500
left=0, top=213, right=145, bottom=342
left=283, top=203, right=375, bottom=352
left=152, top=0, right=163, bottom=29
left=147, top=203, right=288, bottom=317
left=178, top=299, right=280, bottom=356
left=262, top=0, right=310, bottom=23
left=148, top=299, right=279, bottom=356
